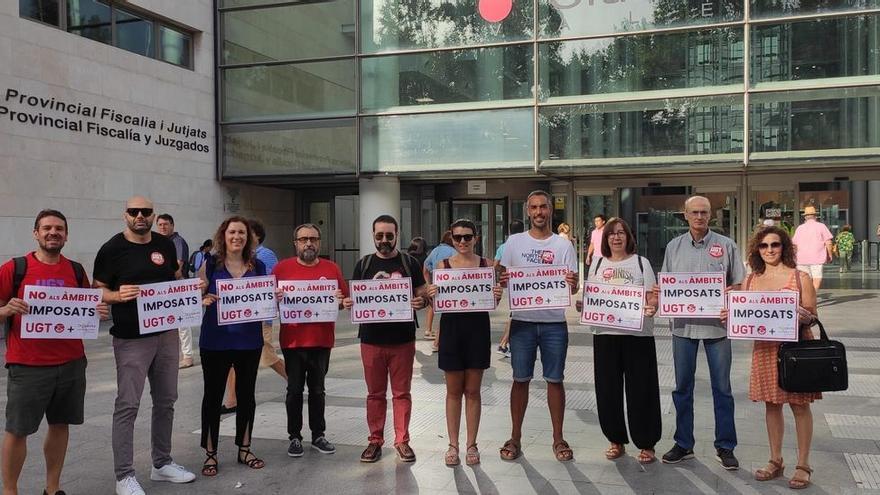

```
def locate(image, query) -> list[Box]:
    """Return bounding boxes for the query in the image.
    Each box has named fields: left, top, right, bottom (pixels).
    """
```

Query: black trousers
left=200, top=348, right=262, bottom=450
left=282, top=348, right=331, bottom=441
left=593, top=334, right=662, bottom=450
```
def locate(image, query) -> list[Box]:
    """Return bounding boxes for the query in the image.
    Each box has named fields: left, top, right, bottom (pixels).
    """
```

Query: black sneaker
left=715, top=448, right=739, bottom=470
left=661, top=444, right=694, bottom=464
left=312, top=436, right=336, bottom=455
left=287, top=438, right=304, bottom=458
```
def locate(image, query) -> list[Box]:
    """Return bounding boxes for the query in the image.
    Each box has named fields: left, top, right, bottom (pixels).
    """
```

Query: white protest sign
left=432, top=267, right=496, bottom=313
left=20, top=285, right=102, bottom=339
left=579, top=282, right=645, bottom=332
left=137, top=279, right=202, bottom=335
left=727, top=290, right=798, bottom=342
left=216, top=275, right=277, bottom=326
left=350, top=277, right=412, bottom=323
left=506, top=265, right=571, bottom=311
left=278, top=279, right=339, bottom=324
left=658, top=272, right=725, bottom=318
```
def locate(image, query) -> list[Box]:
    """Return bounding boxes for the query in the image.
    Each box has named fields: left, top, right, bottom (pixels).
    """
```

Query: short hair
left=34, top=209, right=68, bottom=231
left=510, top=219, right=525, bottom=235
left=248, top=218, right=267, bottom=244
left=594, top=214, right=607, bottom=222
left=200, top=239, right=213, bottom=250
left=372, top=214, right=398, bottom=232
left=600, top=218, right=636, bottom=258
left=450, top=218, right=477, bottom=235
left=157, top=213, right=174, bottom=224
left=684, top=195, right=711, bottom=212
left=441, top=230, right=453, bottom=246
left=526, top=190, right=552, bottom=205
left=294, top=223, right=322, bottom=239
left=841, top=224, right=852, bottom=232
left=747, top=226, right=796, bottom=274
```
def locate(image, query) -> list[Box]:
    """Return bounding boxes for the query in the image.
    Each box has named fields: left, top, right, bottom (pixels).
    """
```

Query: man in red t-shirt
left=0, top=209, right=108, bottom=495
left=273, top=223, right=348, bottom=458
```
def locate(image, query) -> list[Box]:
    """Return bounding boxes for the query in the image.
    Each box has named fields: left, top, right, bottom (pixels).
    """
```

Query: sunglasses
left=758, top=241, right=782, bottom=250
left=374, top=233, right=395, bottom=241
left=126, top=208, right=154, bottom=217
left=295, top=236, right=320, bottom=244
left=452, top=234, right=474, bottom=243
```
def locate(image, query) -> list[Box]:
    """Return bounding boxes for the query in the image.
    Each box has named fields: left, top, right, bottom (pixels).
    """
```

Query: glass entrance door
left=448, top=199, right=507, bottom=257
left=575, top=192, right=615, bottom=276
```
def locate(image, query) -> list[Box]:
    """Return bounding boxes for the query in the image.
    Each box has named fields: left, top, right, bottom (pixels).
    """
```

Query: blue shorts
left=509, top=320, right=568, bottom=383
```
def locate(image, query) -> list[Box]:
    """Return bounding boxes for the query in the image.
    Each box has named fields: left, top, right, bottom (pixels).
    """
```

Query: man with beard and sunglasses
left=342, top=215, right=428, bottom=463
left=1, top=210, right=109, bottom=495
left=93, top=196, right=200, bottom=495
left=272, top=224, right=348, bottom=458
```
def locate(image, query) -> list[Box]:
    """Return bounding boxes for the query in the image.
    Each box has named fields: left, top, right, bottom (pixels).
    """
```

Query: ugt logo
left=478, top=0, right=513, bottom=22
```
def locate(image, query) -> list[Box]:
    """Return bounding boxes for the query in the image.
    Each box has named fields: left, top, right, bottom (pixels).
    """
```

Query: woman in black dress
left=427, top=219, right=502, bottom=466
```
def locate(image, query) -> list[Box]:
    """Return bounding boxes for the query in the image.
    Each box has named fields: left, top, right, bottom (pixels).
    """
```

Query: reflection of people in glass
left=721, top=226, right=820, bottom=490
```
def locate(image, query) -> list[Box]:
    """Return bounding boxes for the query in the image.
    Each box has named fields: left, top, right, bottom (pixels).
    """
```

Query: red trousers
left=360, top=341, right=415, bottom=446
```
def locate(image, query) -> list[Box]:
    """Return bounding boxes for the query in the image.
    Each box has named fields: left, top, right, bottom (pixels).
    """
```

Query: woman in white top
left=585, top=218, right=661, bottom=464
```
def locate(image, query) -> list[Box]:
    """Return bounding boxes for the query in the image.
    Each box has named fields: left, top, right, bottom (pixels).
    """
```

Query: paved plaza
left=3, top=284, right=880, bottom=494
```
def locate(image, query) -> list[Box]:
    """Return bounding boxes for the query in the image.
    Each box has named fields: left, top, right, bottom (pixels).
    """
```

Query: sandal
left=499, top=439, right=521, bottom=461
left=201, top=450, right=218, bottom=477
left=553, top=440, right=574, bottom=462
left=466, top=444, right=480, bottom=466
left=637, top=449, right=656, bottom=464
left=789, top=465, right=812, bottom=490
left=237, top=446, right=265, bottom=469
left=423, top=330, right=435, bottom=340
left=755, top=458, right=784, bottom=481
left=605, top=443, right=625, bottom=460
left=445, top=444, right=460, bottom=466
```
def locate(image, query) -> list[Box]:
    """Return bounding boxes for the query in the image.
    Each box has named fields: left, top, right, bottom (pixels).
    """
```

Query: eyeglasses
left=452, top=234, right=474, bottom=243
left=758, top=241, right=782, bottom=250
left=126, top=208, right=153, bottom=218
left=295, top=236, right=320, bottom=244
left=607, top=231, right=627, bottom=237
left=374, top=233, right=395, bottom=241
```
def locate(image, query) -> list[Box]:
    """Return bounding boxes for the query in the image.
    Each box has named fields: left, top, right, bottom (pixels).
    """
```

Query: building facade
left=217, top=0, right=880, bottom=275
left=2, top=0, right=297, bottom=270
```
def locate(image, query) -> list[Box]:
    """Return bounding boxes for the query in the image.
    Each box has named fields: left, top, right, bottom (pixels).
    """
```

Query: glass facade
left=217, top=0, right=880, bottom=178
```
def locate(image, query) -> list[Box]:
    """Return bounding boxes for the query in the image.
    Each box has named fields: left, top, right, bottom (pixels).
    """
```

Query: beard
left=298, top=247, right=318, bottom=263
left=128, top=218, right=152, bottom=235
left=38, top=237, right=64, bottom=254
left=376, top=241, right=395, bottom=255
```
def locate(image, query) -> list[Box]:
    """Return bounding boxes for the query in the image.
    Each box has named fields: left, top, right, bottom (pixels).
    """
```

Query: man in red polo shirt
left=0, top=209, right=108, bottom=495
left=273, top=223, right=348, bottom=458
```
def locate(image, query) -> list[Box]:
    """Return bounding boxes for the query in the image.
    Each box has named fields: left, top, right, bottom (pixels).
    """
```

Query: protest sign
left=216, top=275, right=277, bottom=325
left=432, top=267, right=496, bottom=313
left=506, top=265, right=570, bottom=311
left=350, top=277, right=413, bottom=323
left=137, top=279, right=202, bottom=335
left=658, top=272, right=724, bottom=318
left=20, top=285, right=102, bottom=339
left=579, top=282, right=645, bottom=332
left=279, top=279, right=339, bottom=324
left=727, top=290, right=798, bottom=342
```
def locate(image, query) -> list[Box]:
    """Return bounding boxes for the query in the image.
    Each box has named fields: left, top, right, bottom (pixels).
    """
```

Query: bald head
left=124, top=196, right=155, bottom=235
left=684, top=195, right=712, bottom=236
left=126, top=196, right=153, bottom=209
left=684, top=195, right=711, bottom=212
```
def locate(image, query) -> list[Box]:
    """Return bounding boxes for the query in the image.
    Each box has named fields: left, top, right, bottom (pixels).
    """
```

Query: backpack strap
left=70, top=260, right=86, bottom=288
left=397, top=251, right=413, bottom=279
left=356, top=254, right=373, bottom=279
left=593, top=257, right=603, bottom=276
left=637, top=255, right=644, bottom=274
left=5, top=257, right=28, bottom=337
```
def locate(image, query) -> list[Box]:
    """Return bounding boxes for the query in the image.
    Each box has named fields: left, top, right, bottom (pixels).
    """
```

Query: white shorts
left=797, top=264, right=824, bottom=279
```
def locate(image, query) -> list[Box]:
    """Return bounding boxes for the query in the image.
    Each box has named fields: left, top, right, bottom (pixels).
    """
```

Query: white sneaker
left=150, top=462, right=196, bottom=483
left=115, top=476, right=146, bottom=495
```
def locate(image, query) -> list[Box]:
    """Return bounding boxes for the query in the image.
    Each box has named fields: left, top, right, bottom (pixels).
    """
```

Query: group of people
left=1, top=191, right=827, bottom=495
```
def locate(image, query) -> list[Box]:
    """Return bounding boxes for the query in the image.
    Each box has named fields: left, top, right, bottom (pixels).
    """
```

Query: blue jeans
left=671, top=335, right=736, bottom=451
left=509, top=320, right=568, bottom=383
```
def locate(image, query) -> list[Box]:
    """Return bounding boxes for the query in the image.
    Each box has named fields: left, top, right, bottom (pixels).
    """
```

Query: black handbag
left=777, top=319, right=848, bottom=393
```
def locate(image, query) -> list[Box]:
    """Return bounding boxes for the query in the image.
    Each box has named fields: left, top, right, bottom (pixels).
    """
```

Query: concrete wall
left=0, top=1, right=296, bottom=273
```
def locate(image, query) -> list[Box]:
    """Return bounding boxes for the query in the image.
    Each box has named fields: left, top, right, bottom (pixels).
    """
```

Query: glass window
left=222, top=59, right=356, bottom=122
left=542, top=28, right=743, bottom=101
left=222, top=0, right=355, bottom=64
left=67, top=0, right=111, bottom=45
left=361, top=44, right=533, bottom=113
left=540, top=0, right=743, bottom=39
left=115, top=9, right=154, bottom=57
left=539, top=96, right=743, bottom=165
left=751, top=0, right=879, bottom=18
left=160, top=26, right=192, bottom=68
left=750, top=87, right=880, bottom=156
left=361, top=0, right=534, bottom=53
left=361, top=108, right=534, bottom=172
left=221, top=0, right=288, bottom=6
left=222, top=120, right=357, bottom=176
left=751, top=15, right=880, bottom=86
left=20, top=0, right=60, bottom=25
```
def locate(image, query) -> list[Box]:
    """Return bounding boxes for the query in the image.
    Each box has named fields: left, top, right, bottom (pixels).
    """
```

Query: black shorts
left=5, top=357, right=87, bottom=436
left=438, top=312, right=491, bottom=371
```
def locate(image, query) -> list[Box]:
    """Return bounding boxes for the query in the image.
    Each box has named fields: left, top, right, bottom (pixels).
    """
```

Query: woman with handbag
left=722, top=225, right=819, bottom=489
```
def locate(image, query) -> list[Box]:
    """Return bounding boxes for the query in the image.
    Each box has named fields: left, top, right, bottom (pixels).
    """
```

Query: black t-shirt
left=93, top=232, right=179, bottom=339
left=352, top=252, right=426, bottom=345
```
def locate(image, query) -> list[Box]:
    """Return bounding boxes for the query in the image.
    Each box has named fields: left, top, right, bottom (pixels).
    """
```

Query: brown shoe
left=360, top=443, right=382, bottom=463
left=395, top=442, right=416, bottom=462
left=178, top=357, right=193, bottom=369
